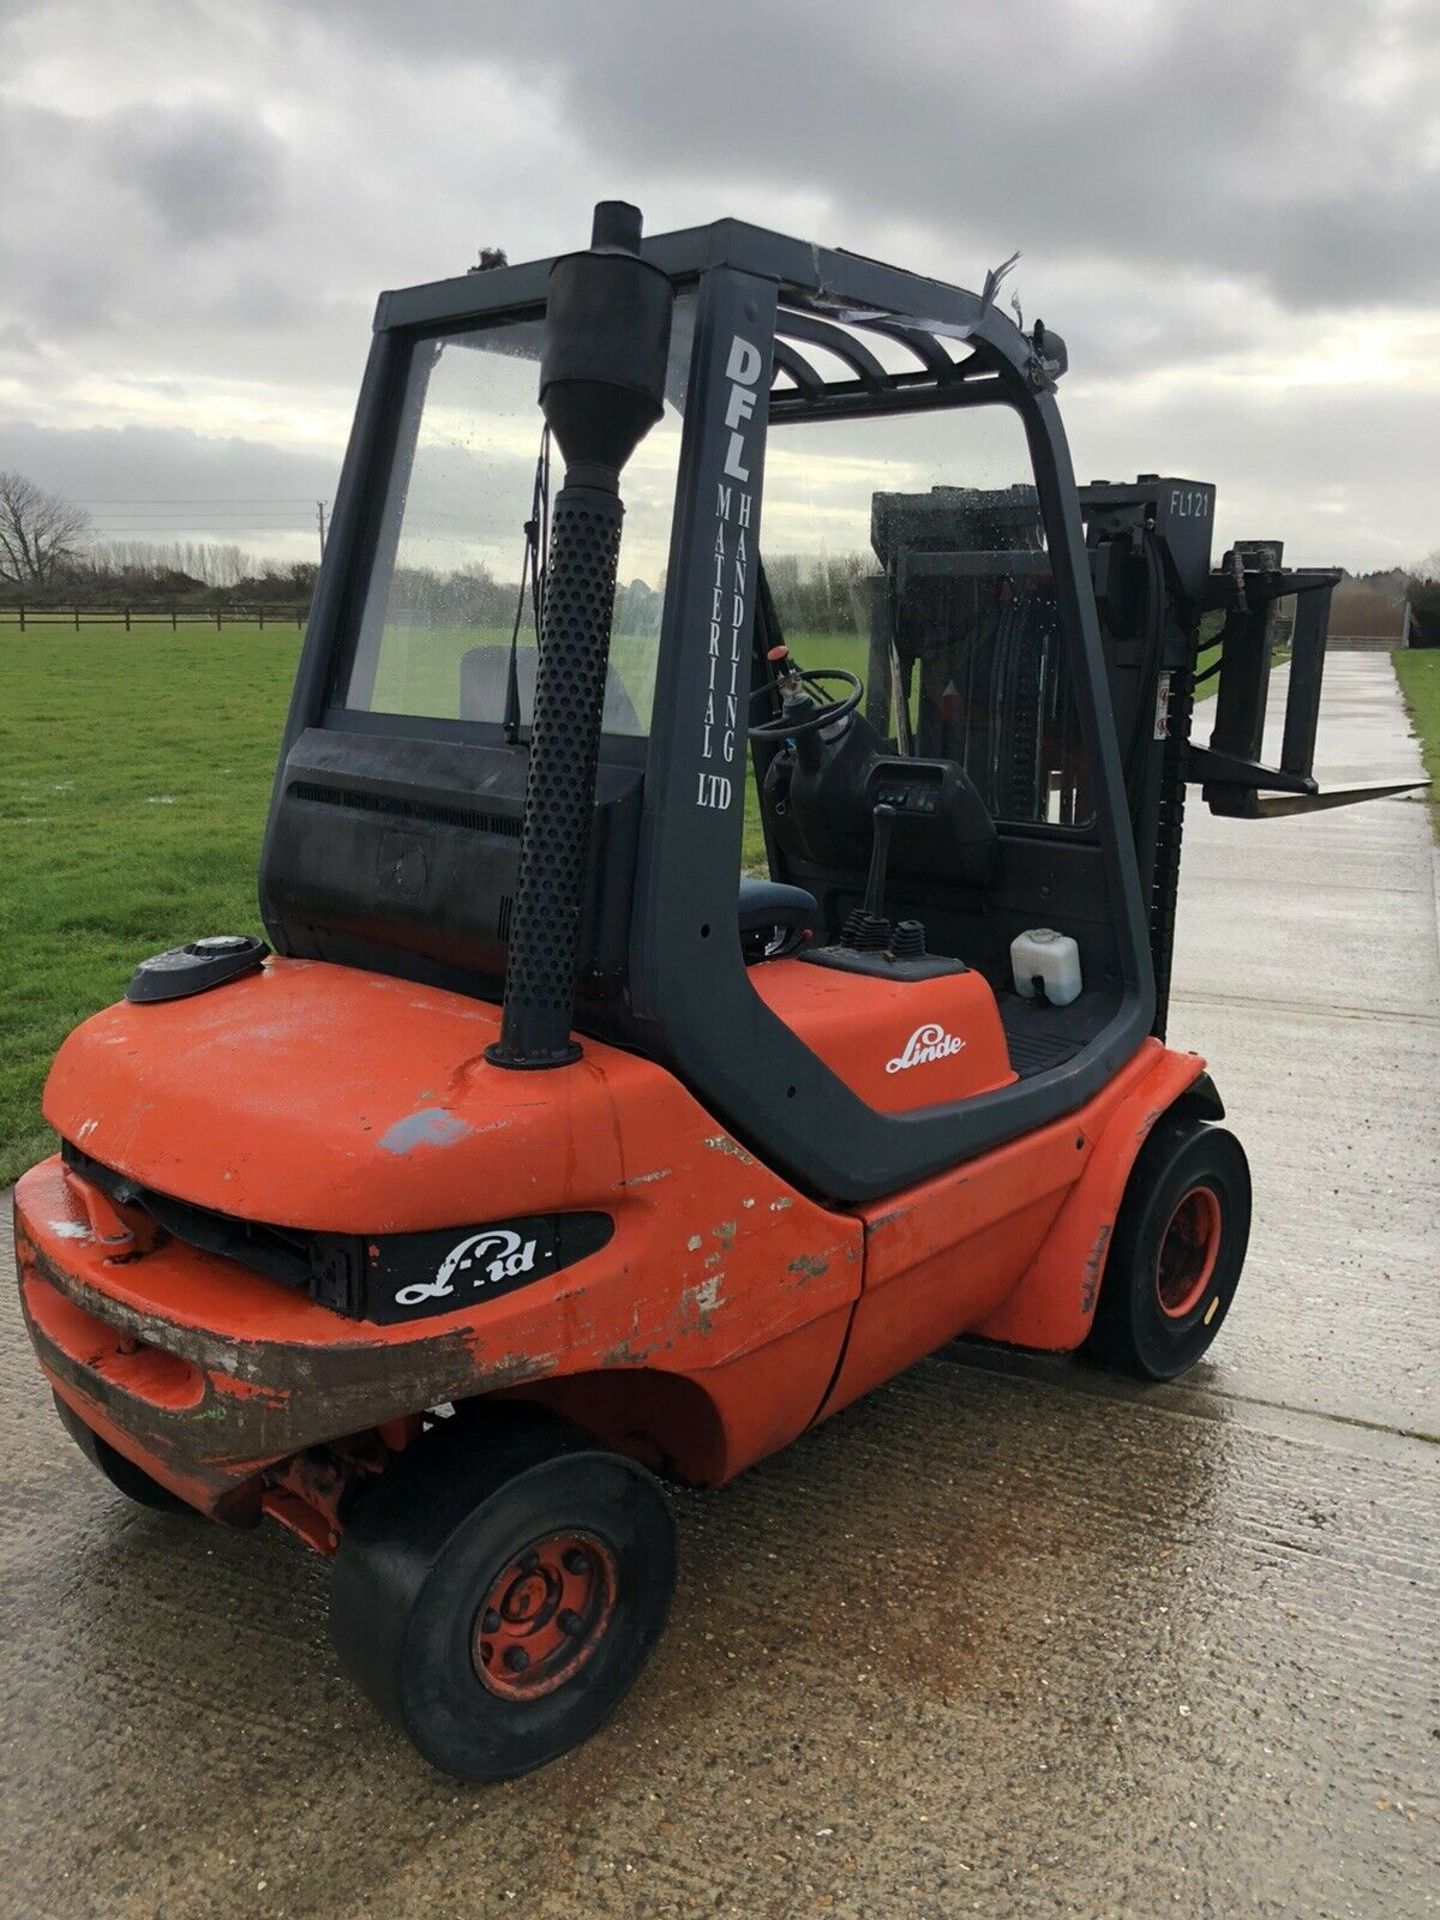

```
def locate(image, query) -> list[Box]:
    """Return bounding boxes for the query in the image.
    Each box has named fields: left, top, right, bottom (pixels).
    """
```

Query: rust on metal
left=1080, top=1222, right=1113, bottom=1315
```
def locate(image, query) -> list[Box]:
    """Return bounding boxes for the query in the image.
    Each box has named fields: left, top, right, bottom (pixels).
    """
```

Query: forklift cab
left=260, top=210, right=1160, bottom=1204
left=26, top=203, right=1380, bottom=1782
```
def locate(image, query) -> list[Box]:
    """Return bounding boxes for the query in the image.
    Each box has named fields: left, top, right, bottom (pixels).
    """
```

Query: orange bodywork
left=749, top=954, right=1016, bottom=1111
left=14, top=956, right=1204, bottom=1531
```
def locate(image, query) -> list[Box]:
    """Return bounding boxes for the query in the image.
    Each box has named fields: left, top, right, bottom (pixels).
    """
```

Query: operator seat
left=460, top=645, right=640, bottom=733
left=464, top=646, right=815, bottom=959
left=737, top=877, right=817, bottom=961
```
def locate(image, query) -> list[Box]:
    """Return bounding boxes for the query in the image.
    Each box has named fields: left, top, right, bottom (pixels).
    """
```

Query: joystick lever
left=863, top=803, right=896, bottom=920
left=840, top=804, right=898, bottom=952
left=839, top=803, right=930, bottom=959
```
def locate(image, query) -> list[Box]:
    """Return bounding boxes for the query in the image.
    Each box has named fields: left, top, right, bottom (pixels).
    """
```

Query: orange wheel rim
left=472, top=1530, right=618, bottom=1699
left=1156, top=1185, right=1222, bottom=1319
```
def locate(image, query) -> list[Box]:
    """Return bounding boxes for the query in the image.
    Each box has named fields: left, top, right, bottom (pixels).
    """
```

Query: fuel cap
left=125, top=933, right=270, bottom=1004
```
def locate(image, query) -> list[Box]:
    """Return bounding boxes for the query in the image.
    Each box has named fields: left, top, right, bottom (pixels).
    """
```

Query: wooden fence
left=0, top=605, right=310, bottom=632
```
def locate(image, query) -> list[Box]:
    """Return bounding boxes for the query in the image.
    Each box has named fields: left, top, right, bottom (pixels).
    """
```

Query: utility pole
left=316, top=499, right=328, bottom=563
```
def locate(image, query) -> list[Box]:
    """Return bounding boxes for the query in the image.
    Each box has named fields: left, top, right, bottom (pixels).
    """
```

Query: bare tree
left=91, top=539, right=253, bottom=586
left=0, top=471, right=91, bottom=586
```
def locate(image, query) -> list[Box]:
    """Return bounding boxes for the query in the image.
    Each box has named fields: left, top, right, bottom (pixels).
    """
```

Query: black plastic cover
left=262, top=728, right=643, bottom=1005
left=125, top=934, right=269, bottom=1004
left=802, top=943, right=968, bottom=981
left=539, top=205, right=675, bottom=479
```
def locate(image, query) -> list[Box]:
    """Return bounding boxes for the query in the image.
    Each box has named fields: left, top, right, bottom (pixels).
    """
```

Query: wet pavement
left=1, top=653, right=1436, bottom=1919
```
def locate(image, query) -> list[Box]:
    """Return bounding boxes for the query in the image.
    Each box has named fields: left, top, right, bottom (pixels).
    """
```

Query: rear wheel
left=331, top=1409, right=675, bottom=1780
left=1084, top=1116, right=1251, bottom=1380
left=51, top=1390, right=194, bottom=1514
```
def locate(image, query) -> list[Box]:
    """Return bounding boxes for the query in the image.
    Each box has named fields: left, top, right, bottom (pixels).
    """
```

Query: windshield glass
left=341, top=300, right=693, bottom=735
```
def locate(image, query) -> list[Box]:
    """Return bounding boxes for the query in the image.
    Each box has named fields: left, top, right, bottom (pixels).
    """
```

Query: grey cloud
left=0, top=91, right=361, bottom=382
left=109, top=109, right=286, bottom=243
left=21, top=258, right=124, bottom=340
left=0, top=323, right=42, bottom=357
left=0, top=0, right=1436, bottom=572
left=296, top=0, right=1440, bottom=315
left=1070, top=379, right=1440, bottom=571
left=0, top=420, right=340, bottom=556
left=1261, top=186, right=1440, bottom=308
left=0, top=419, right=338, bottom=502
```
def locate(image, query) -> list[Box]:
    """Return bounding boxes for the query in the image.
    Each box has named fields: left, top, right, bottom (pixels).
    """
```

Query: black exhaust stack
left=487, top=202, right=674, bottom=1069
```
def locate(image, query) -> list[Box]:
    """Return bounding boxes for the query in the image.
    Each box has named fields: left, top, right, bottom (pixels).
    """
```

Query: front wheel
left=331, top=1410, right=676, bottom=1780
left=1084, top=1116, right=1251, bottom=1381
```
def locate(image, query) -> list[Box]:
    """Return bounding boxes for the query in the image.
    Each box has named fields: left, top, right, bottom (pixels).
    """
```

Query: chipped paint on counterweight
left=377, top=1108, right=473, bottom=1155
left=703, top=1135, right=755, bottom=1165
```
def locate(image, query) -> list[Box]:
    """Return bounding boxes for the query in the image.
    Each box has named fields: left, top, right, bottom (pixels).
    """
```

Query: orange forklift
left=13, top=204, right=1407, bottom=1779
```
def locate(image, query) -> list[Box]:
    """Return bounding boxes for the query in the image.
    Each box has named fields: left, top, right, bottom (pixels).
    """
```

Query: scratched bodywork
left=18, top=957, right=863, bottom=1513
left=819, top=1038, right=1204, bottom=1417
left=14, top=958, right=1205, bottom=1529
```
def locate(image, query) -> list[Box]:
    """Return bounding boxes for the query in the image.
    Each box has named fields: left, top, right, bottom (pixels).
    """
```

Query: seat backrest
left=459, top=646, right=640, bottom=735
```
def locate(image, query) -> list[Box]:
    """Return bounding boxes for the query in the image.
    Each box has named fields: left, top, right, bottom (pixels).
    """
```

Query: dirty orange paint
left=15, top=958, right=1204, bottom=1541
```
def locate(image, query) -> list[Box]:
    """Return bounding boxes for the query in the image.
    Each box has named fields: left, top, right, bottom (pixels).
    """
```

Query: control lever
left=841, top=805, right=897, bottom=952
left=839, top=803, right=931, bottom=959
left=863, top=804, right=896, bottom=919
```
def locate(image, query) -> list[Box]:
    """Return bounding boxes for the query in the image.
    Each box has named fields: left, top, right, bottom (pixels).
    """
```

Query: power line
left=88, top=528, right=311, bottom=533
left=85, top=508, right=323, bottom=517
left=89, top=517, right=316, bottom=524
left=88, top=512, right=320, bottom=522
left=81, top=496, right=336, bottom=554
left=76, top=491, right=324, bottom=499
left=90, top=522, right=315, bottom=528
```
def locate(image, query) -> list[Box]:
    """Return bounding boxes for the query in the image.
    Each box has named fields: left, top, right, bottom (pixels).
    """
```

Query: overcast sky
left=1, top=0, right=1437, bottom=572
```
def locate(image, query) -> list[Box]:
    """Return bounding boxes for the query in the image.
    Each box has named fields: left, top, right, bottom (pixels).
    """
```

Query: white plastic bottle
left=1010, top=928, right=1083, bottom=1007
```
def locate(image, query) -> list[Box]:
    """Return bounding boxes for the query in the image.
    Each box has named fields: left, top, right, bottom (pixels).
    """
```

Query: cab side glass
left=759, top=399, right=1095, bottom=829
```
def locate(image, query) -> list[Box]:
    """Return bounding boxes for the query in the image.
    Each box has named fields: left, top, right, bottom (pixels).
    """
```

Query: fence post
left=215, top=608, right=222, bottom=632
left=124, top=606, right=131, bottom=632
left=258, top=604, right=265, bottom=630
left=171, top=608, right=177, bottom=631
left=17, top=606, right=23, bottom=633
left=74, top=607, right=80, bottom=632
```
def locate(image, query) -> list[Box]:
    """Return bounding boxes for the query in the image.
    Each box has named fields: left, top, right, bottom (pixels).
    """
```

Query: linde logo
left=886, top=1023, right=967, bottom=1074
left=394, top=1228, right=538, bottom=1308
left=696, top=334, right=763, bottom=812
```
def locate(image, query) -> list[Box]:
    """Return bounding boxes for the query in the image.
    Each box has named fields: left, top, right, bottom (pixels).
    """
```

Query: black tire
left=51, top=1390, right=195, bottom=1515
left=331, top=1408, right=676, bottom=1780
left=1084, top=1116, right=1251, bottom=1381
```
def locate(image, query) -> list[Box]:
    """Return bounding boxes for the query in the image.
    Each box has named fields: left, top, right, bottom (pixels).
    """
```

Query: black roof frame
left=267, top=219, right=1153, bottom=1204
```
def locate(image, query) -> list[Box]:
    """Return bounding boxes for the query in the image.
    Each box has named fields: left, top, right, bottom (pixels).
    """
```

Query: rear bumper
left=13, top=1158, right=558, bottom=1520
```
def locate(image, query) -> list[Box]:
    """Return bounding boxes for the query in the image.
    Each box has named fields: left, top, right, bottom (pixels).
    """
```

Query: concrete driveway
left=1, top=652, right=1435, bottom=1919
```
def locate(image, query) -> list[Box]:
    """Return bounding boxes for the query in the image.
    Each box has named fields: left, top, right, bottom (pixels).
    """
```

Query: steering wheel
left=748, top=668, right=863, bottom=742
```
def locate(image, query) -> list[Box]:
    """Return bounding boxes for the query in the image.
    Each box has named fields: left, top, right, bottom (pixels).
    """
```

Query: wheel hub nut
left=472, top=1530, right=620, bottom=1700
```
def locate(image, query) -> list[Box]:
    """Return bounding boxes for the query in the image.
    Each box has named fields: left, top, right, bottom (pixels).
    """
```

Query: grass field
left=369, top=625, right=665, bottom=722
left=1393, top=647, right=1440, bottom=838
left=0, top=624, right=302, bottom=1186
